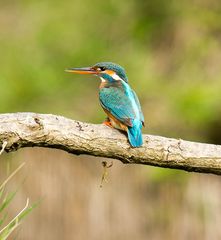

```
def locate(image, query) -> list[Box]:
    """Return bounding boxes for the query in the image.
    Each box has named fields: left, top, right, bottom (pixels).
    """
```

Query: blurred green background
left=0, top=0, right=221, bottom=239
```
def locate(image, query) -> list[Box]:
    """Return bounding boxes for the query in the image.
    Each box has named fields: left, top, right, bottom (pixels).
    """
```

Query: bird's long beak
left=65, top=67, right=99, bottom=74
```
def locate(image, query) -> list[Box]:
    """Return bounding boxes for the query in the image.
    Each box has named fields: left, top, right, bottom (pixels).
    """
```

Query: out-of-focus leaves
left=0, top=1, right=220, bottom=197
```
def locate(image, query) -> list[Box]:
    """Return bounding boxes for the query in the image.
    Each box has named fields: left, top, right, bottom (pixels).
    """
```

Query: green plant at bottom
left=0, top=163, right=36, bottom=240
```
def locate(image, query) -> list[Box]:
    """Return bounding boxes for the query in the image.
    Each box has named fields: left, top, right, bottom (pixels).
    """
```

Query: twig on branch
left=0, top=113, right=221, bottom=175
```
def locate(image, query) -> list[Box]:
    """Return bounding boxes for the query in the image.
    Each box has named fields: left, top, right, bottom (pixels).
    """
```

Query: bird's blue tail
left=127, top=119, right=143, bottom=147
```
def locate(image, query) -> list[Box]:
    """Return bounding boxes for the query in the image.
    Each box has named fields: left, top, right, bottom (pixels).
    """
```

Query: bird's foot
left=103, top=119, right=113, bottom=128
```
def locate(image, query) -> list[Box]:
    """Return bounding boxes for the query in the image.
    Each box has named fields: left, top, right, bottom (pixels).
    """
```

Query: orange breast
left=103, top=108, right=128, bottom=132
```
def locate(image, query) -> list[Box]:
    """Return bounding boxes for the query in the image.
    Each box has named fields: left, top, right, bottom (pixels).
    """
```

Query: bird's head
left=66, top=62, right=128, bottom=83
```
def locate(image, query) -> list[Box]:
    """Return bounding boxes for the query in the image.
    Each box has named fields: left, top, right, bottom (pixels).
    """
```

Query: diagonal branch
left=0, top=112, right=221, bottom=175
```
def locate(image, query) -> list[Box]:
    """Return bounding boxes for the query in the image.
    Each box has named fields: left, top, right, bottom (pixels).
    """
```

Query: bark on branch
left=0, top=113, right=221, bottom=175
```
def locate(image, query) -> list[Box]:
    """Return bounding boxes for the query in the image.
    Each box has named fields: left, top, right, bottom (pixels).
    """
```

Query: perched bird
left=66, top=62, right=144, bottom=147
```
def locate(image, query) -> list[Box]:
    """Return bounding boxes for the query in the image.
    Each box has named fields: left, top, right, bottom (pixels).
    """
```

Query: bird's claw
left=103, top=119, right=113, bottom=128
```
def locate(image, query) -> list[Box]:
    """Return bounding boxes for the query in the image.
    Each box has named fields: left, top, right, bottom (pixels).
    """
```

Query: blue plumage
left=99, top=79, right=144, bottom=147
left=99, top=86, right=134, bottom=126
left=66, top=61, right=144, bottom=147
left=128, top=119, right=143, bottom=147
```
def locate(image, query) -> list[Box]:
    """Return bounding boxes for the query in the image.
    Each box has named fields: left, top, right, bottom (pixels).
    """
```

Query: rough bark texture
left=0, top=113, right=221, bottom=175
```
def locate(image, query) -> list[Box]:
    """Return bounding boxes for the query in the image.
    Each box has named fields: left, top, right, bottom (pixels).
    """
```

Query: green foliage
left=0, top=163, right=36, bottom=240
left=0, top=0, right=220, bottom=144
left=0, top=0, right=220, bottom=196
left=148, top=167, right=187, bottom=184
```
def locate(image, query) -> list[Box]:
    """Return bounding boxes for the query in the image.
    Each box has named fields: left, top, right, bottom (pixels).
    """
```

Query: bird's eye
left=97, top=67, right=106, bottom=71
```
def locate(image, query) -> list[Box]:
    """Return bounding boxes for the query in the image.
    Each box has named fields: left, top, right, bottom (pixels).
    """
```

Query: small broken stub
left=76, top=121, right=84, bottom=131
left=33, top=116, right=44, bottom=129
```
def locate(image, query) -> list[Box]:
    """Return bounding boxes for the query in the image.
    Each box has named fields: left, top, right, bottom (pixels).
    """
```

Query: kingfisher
left=66, top=62, right=145, bottom=147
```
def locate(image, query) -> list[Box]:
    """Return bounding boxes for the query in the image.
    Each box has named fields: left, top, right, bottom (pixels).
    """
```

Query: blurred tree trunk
left=0, top=113, right=221, bottom=175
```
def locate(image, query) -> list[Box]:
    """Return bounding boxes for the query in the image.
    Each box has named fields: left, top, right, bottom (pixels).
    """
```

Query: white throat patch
left=100, top=77, right=107, bottom=82
left=99, top=71, right=123, bottom=82
left=110, top=72, right=123, bottom=81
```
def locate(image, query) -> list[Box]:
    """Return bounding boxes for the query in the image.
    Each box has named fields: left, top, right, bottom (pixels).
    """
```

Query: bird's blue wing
left=99, top=86, right=136, bottom=126
left=132, top=90, right=145, bottom=125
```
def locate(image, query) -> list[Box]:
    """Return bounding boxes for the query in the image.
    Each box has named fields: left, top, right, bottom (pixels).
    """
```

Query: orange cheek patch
left=104, top=70, right=116, bottom=76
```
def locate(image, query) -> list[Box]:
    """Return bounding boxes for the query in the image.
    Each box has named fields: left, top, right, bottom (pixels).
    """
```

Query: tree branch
left=0, top=113, right=221, bottom=175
